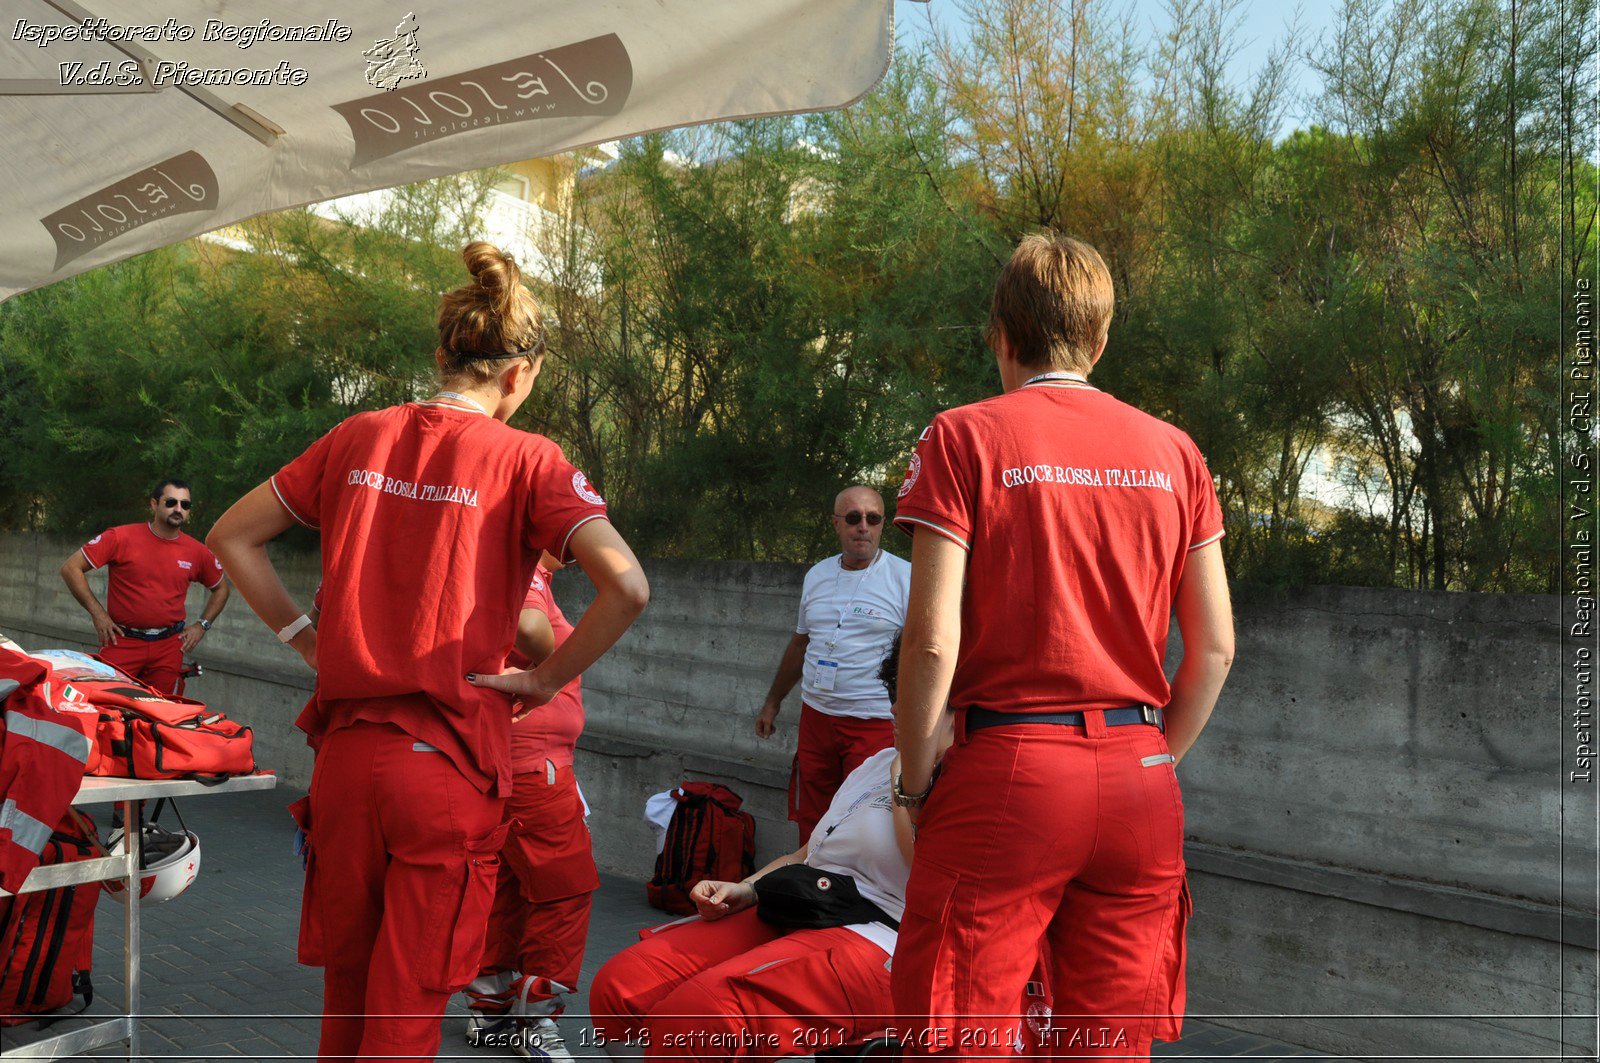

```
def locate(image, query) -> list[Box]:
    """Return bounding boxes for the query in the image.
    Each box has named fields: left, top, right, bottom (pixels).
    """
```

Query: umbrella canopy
left=0, top=0, right=896, bottom=302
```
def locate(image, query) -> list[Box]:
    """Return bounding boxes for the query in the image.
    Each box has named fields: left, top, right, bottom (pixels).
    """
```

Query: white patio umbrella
left=0, top=0, right=899, bottom=302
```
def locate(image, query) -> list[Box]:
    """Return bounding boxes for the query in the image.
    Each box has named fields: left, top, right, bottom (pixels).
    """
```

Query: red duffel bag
left=30, top=652, right=254, bottom=783
left=88, top=686, right=254, bottom=782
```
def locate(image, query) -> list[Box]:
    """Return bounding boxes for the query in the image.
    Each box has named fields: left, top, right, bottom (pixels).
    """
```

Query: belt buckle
left=1139, top=705, right=1162, bottom=728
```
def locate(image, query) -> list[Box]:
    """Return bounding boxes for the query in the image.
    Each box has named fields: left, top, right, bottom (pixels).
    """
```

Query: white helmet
left=104, top=822, right=201, bottom=906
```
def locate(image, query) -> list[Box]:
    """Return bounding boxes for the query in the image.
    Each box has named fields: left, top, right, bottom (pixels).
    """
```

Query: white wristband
left=277, top=614, right=313, bottom=644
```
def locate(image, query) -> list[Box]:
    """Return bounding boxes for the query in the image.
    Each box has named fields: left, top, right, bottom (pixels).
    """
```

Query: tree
left=0, top=172, right=499, bottom=538
left=518, top=58, right=1004, bottom=560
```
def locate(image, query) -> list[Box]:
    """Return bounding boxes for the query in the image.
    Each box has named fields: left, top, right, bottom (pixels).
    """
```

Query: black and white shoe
left=514, top=1016, right=574, bottom=1063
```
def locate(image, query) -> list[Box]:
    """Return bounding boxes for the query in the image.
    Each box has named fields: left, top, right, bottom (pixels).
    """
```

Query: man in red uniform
left=467, top=556, right=599, bottom=1062
left=60, top=478, right=230, bottom=695
left=890, top=234, right=1235, bottom=1059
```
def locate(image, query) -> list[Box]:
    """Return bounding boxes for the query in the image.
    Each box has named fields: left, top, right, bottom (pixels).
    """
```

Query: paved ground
left=0, top=788, right=1321, bottom=1061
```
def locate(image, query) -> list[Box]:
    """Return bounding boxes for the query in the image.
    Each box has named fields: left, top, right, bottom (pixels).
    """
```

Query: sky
left=895, top=0, right=1346, bottom=136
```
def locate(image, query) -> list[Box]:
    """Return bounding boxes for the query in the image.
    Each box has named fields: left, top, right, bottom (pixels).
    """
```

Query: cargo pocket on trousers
left=902, top=858, right=960, bottom=926
left=419, top=821, right=510, bottom=993
left=1150, top=877, right=1192, bottom=1044
left=296, top=847, right=325, bottom=967
left=891, top=858, right=965, bottom=1052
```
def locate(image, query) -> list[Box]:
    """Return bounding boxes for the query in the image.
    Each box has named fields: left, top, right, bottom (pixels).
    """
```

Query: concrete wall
left=0, top=533, right=1593, bottom=1059
left=0, top=532, right=322, bottom=784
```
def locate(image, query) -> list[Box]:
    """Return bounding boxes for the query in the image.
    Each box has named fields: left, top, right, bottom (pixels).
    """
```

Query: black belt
left=118, top=621, right=184, bottom=641
left=965, top=704, right=1164, bottom=733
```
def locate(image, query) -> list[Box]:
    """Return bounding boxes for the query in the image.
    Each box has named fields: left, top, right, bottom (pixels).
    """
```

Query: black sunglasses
left=162, top=498, right=192, bottom=510
left=835, top=511, right=882, bottom=526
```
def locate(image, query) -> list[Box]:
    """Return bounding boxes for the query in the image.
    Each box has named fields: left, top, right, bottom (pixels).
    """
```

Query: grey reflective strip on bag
left=0, top=799, right=53, bottom=854
left=6, top=710, right=92, bottom=765
left=0, top=680, right=18, bottom=701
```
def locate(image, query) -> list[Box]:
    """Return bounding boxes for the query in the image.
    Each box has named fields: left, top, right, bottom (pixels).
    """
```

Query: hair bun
left=460, top=240, right=521, bottom=313
left=435, top=240, right=545, bottom=375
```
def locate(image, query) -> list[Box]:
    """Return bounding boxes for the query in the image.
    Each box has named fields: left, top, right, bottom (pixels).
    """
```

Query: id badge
left=814, top=659, right=839, bottom=692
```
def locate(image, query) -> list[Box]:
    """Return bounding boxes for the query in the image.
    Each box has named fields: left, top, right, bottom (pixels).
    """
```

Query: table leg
left=121, top=798, right=141, bottom=1061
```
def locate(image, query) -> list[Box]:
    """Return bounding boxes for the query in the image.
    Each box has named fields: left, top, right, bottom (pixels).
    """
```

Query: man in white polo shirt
left=755, top=485, right=911, bottom=844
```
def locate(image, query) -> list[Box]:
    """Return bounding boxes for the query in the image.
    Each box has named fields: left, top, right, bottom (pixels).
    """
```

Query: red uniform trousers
left=788, top=703, right=895, bottom=844
left=477, top=762, right=599, bottom=994
left=98, top=634, right=183, bottom=696
left=589, top=908, right=894, bottom=1063
left=299, top=721, right=505, bottom=1062
left=890, top=712, right=1190, bottom=1061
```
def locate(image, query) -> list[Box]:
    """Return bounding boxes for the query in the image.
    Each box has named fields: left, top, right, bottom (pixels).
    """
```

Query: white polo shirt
left=795, top=551, right=911, bottom=719
left=807, top=747, right=909, bottom=954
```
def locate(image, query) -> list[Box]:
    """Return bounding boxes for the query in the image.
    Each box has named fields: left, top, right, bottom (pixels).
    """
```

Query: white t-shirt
left=806, top=747, right=909, bottom=954
left=795, top=551, right=912, bottom=718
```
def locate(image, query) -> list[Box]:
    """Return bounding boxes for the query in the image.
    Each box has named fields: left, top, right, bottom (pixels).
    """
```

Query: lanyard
left=422, top=390, right=488, bottom=415
left=827, top=551, right=880, bottom=652
left=1023, top=371, right=1092, bottom=389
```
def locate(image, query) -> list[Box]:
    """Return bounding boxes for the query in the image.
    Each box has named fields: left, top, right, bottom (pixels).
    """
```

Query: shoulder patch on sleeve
left=897, top=452, right=922, bottom=499
left=572, top=471, right=605, bottom=506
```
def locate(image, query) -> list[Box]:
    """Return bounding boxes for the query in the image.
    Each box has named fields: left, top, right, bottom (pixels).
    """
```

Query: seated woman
left=589, top=643, right=919, bottom=1061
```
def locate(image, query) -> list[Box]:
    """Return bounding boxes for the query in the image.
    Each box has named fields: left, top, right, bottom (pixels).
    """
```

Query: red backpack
left=0, top=812, right=99, bottom=1025
left=647, top=782, right=757, bottom=915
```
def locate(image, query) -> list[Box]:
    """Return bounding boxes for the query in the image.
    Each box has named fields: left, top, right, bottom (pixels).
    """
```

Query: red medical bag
left=85, top=684, right=255, bottom=782
left=0, top=812, right=99, bottom=1025
left=647, top=782, right=756, bottom=915
left=32, top=655, right=255, bottom=782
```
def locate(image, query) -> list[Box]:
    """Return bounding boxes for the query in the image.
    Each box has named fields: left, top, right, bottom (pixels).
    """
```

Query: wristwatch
left=892, top=769, right=936, bottom=808
left=197, top=619, right=212, bottom=631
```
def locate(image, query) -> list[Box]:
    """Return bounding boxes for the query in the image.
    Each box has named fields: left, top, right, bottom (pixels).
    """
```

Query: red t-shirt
left=270, top=399, right=609, bottom=794
left=80, top=524, right=224, bottom=628
left=508, top=565, right=585, bottom=771
left=893, top=381, right=1224, bottom=713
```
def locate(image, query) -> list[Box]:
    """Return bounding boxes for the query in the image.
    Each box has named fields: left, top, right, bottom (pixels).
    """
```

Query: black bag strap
left=73, top=969, right=93, bottom=1010
left=32, top=888, right=75, bottom=1006
left=15, top=885, right=60, bottom=1007
left=653, top=791, right=696, bottom=886
left=64, top=809, right=107, bottom=859
left=150, top=799, right=189, bottom=835
left=672, top=794, right=707, bottom=884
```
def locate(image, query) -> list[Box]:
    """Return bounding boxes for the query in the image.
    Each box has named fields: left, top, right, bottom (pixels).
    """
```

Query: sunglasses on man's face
left=162, top=498, right=192, bottom=510
left=835, top=511, right=882, bottom=526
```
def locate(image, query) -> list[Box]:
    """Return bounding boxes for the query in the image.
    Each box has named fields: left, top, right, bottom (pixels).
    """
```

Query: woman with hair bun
left=209, top=241, right=649, bottom=1062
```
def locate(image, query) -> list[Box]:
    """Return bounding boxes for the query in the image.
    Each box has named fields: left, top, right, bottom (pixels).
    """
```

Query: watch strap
left=277, top=613, right=313, bottom=644
left=892, top=770, right=935, bottom=807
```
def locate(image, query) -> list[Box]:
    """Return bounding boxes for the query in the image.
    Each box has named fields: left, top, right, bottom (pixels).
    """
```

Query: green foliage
left=0, top=0, right=1588, bottom=594
left=518, top=62, right=1003, bottom=561
left=0, top=173, right=498, bottom=538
